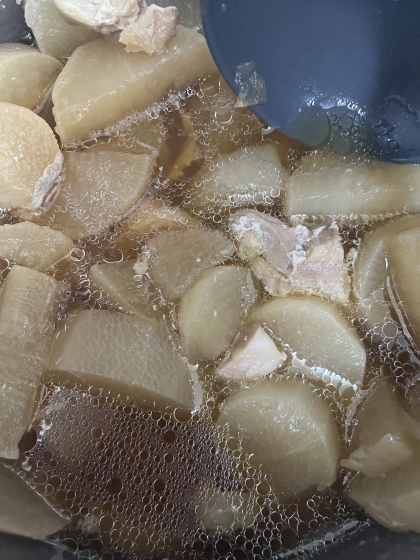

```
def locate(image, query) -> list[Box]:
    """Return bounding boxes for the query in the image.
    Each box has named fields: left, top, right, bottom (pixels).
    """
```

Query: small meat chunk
left=230, top=210, right=349, bottom=304
left=120, top=4, right=179, bottom=54
left=53, top=0, right=141, bottom=33
left=218, top=324, right=286, bottom=380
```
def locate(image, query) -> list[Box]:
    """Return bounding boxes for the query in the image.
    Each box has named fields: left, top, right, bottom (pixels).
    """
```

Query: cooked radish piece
left=0, top=464, right=66, bottom=539
left=188, top=144, right=286, bottom=216
left=88, top=259, right=158, bottom=318
left=341, top=382, right=415, bottom=477
left=216, top=380, right=340, bottom=501
left=0, top=222, right=73, bottom=271
left=253, top=297, right=366, bottom=386
left=387, top=226, right=420, bottom=348
left=178, top=266, right=256, bottom=361
left=48, top=309, right=194, bottom=410
left=44, top=151, right=156, bottom=240
left=353, top=215, right=420, bottom=329
left=146, top=226, right=235, bottom=300
left=0, top=265, right=66, bottom=459
left=25, top=0, right=101, bottom=60
left=286, top=152, right=420, bottom=219
left=52, top=26, right=217, bottom=145
left=347, top=445, right=420, bottom=532
left=0, top=44, right=62, bottom=110
left=0, top=102, right=62, bottom=213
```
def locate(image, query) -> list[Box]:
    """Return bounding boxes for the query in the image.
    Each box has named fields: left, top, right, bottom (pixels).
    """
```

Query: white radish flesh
left=146, top=226, right=235, bottom=300
left=44, top=151, right=156, bottom=240
left=52, top=26, right=218, bottom=145
left=0, top=102, right=62, bottom=212
left=48, top=309, right=194, bottom=410
left=0, top=43, right=62, bottom=110
left=178, top=266, right=257, bottom=361
left=0, top=265, right=66, bottom=459
left=216, top=380, right=341, bottom=501
left=253, top=297, right=366, bottom=385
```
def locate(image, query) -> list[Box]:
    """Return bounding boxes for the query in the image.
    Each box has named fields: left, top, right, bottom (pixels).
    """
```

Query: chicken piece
left=120, top=4, right=179, bottom=54
left=25, top=0, right=101, bottom=60
left=218, top=324, right=286, bottom=380
left=0, top=43, right=62, bottom=110
left=230, top=210, right=349, bottom=304
left=53, top=0, right=141, bottom=33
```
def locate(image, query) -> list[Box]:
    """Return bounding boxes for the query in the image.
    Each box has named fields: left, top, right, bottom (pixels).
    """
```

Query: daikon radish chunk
left=0, top=44, right=62, bottom=110
left=218, top=324, right=287, bottom=380
left=347, top=445, right=420, bottom=532
left=193, top=484, right=254, bottom=534
left=0, top=265, right=66, bottom=459
left=44, top=151, right=156, bottom=240
left=146, top=226, right=235, bottom=300
left=0, top=464, right=66, bottom=539
left=0, top=102, right=62, bottom=212
left=25, top=0, right=101, bottom=60
left=88, top=259, right=158, bottom=318
left=115, top=198, right=199, bottom=252
left=253, top=297, right=366, bottom=385
left=353, top=215, right=420, bottom=329
left=216, top=380, right=340, bottom=501
left=188, top=144, right=286, bottom=216
left=341, top=382, right=415, bottom=477
left=0, top=222, right=73, bottom=271
left=48, top=309, right=193, bottom=410
left=387, top=226, right=420, bottom=347
left=52, top=26, right=218, bottom=145
left=286, top=152, right=420, bottom=219
left=178, top=266, right=257, bottom=361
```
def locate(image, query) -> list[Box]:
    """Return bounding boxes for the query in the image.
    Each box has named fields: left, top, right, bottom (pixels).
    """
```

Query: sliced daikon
left=0, top=222, right=73, bottom=271
left=52, top=26, right=217, bottom=145
left=387, top=226, right=420, bottom=347
left=218, top=324, right=287, bottom=380
left=146, top=226, right=235, bottom=300
left=0, top=43, right=62, bottom=110
left=347, top=445, right=420, bottom=532
left=88, top=259, right=158, bottom=318
left=353, top=215, right=420, bottom=329
left=216, top=380, right=340, bottom=501
left=0, top=102, right=62, bottom=212
left=116, top=197, right=199, bottom=251
left=341, top=382, right=415, bottom=477
left=0, top=464, right=66, bottom=539
left=188, top=144, right=286, bottom=215
left=0, top=265, right=66, bottom=459
left=48, top=309, right=193, bottom=410
left=25, top=0, right=101, bottom=60
left=178, top=266, right=257, bottom=361
left=286, top=152, right=420, bottom=218
left=44, top=151, right=156, bottom=240
left=252, top=297, right=366, bottom=385
left=193, top=484, right=254, bottom=534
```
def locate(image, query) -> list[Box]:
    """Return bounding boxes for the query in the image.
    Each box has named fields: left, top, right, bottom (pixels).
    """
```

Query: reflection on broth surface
left=2, top=15, right=420, bottom=558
